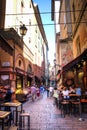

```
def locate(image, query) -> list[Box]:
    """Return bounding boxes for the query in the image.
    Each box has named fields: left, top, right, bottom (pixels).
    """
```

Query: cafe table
left=69, top=93, right=80, bottom=98
left=0, top=101, right=23, bottom=126
left=0, top=110, right=11, bottom=130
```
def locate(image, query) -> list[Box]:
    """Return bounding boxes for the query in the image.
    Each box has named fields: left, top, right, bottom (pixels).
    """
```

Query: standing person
left=36, top=85, right=40, bottom=100
left=40, top=83, right=45, bottom=97
left=49, top=86, right=54, bottom=97
left=30, top=84, right=37, bottom=102
left=46, top=84, right=49, bottom=97
left=53, top=87, right=59, bottom=107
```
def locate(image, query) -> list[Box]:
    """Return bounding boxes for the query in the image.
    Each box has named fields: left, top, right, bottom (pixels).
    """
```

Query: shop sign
left=2, top=62, right=10, bottom=67
left=1, top=75, right=9, bottom=80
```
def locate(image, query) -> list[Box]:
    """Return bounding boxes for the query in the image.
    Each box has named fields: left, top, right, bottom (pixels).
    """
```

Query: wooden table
left=69, top=94, right=80, bottom=97
left=81, top=99, right=87, bottom=103
left=1, top=101, right=22, bottom=126
left=0, top=110, right=11, bottom=130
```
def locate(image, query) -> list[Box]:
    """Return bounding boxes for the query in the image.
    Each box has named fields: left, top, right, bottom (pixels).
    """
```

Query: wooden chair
left=61, top=100, right=70, bottom=117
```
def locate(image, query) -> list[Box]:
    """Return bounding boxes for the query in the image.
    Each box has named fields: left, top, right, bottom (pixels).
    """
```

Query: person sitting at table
left=62, top=86, right=70, bottom=100
left=4, top=86, right=13, bottom=120
left=4, top=86, right=12, bottom=103
left=69, top=85, right=76, bottom=94
left=75, top=84, right=81, bottom=96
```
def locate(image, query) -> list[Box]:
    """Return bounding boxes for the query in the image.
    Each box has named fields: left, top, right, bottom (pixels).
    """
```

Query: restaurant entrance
left=16, top=75, right=23, bottom=90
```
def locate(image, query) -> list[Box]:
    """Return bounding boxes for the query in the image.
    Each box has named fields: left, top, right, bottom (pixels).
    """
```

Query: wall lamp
left=19, top=24, right=27, bottom=38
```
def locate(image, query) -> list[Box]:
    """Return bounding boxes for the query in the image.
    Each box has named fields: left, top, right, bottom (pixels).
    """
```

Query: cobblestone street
left=22, top=91, right=87, bottom=130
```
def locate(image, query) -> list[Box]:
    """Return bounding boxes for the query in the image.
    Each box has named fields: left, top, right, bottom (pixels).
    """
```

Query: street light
left=19, top=24, right=27, bottom=39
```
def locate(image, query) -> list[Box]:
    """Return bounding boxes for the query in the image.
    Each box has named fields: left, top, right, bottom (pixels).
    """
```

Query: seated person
left=75, top=84, right=81, bottom=96
left=69, top=86, right=76, bottom=94
left=62, top=86, right=70, bottom=100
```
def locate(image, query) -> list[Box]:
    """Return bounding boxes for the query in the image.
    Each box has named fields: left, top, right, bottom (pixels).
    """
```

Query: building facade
left=0, top=0, right=49, bottom=97
left=51, top=0, right=87, bottom=93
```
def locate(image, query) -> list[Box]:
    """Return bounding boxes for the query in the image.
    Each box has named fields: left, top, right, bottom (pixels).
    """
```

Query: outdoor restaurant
left=58, top=49, right=87, bottom=119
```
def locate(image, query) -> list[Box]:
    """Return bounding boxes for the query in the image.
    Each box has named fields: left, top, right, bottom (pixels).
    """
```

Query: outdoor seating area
left=57, top=92, right=87, bottom=120
left=0, top=110, right=11, bottom=130
left=0, top=100, right=30, bottom=130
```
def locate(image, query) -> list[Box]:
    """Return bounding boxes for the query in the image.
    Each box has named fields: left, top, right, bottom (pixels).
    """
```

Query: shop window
left=28, top=64, right=32, bottom=73
left=16, top=75, right=23, bottom=94
left=72, top=3, right=76, bottom=22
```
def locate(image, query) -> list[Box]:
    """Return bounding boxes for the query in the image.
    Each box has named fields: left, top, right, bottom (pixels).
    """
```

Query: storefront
left=27, top=73, right=33, bottom=87
left=26, top=64, right=33, bottom=87
left=0, top=28, right=34, bottom=102
left=0, top=35, right=13, bottom=102
left=15, top=68, right=26, bottom=93
left=62, top=49, right=87, bottom=93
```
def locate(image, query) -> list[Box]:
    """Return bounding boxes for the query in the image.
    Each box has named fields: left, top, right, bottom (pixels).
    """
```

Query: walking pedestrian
left=30, top=84, right=37, bottom=102
left=40, top=83, right=45, bottom=97
left=53, top=87, right=59, bottom=107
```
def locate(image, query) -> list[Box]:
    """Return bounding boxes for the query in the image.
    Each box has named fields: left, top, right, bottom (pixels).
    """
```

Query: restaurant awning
left=62, top=49, right=87, bottom=72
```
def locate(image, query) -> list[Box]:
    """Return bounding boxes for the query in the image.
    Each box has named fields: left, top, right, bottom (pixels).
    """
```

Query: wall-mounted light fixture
left=19, top=24, right=27, bottom=39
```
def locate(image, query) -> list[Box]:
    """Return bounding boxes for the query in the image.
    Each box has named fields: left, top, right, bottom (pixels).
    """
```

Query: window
left=29, top=19, right=31, bottom=26
left=29, top=0, right=31, bottom=8
left=21, top=0, right=24, bottom=8
left=35, top=26, right=37, bottom=33
left=38, top=40, right=40, bottom=52
left=72, top=3, right=76, bottom=21
left=28, top=64, right=32, bottom=73
left=21, top=0, right=24, bottom=13
left=35, top=53, right=37, bottom=64
left=76, top=36, right=81, bottom=56
left=19, top=60, right=21, bottom=67
left=64, top=14, right=66, bottom=27
left=29, top=37, right=31, bottom=43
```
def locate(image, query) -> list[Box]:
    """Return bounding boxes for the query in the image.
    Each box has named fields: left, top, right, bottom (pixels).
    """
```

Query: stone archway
left=15, top=54, right=25, bottom=70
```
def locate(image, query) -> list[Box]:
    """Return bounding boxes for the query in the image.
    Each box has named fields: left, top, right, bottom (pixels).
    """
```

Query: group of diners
left=58, top=84, right=81, bottom=101
left=52, top=83, right=81, bottom=112
left=52, top=83, right=82, bottom=117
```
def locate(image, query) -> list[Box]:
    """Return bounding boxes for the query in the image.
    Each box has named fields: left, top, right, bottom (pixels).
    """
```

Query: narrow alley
left=22, top=92, right=87, bottom=130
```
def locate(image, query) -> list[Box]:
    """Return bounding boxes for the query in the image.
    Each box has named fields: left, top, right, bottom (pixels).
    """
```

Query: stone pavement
left=22, top=91, right=87, bottom=130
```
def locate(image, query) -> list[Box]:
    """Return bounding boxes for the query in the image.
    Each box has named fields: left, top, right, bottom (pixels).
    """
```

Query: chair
left=61, top=100, right=70, bottom=117
left=19, top=112, right=30, bottom=130
left=71, top=101, right=80, bottom=116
